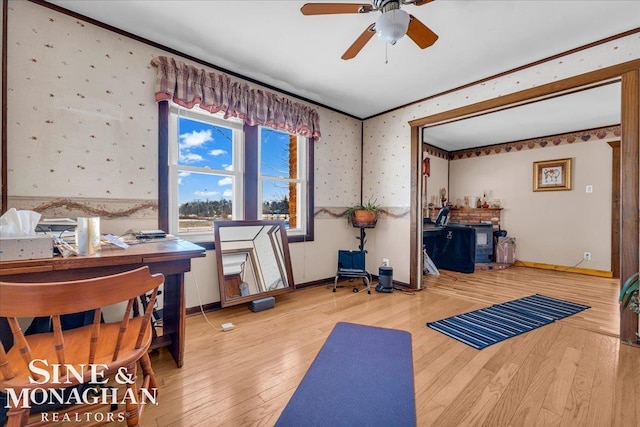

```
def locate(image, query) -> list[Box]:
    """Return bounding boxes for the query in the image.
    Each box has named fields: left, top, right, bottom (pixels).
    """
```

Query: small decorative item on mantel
left=476, top=197, right=482, bottom=208
left=463, top=196, right=470, bottom=209
left=439, top=187, right=447, bottom=207
left=481, top=192, right=490, bottom=208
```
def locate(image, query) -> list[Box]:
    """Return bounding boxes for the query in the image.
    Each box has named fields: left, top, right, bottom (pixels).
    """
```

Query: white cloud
left=180, top=153, right=203, bottom=163
left=194, top=190, right=218, bottom=198
left=209, top=149, right=227, bottom=156
left=177, top=171, right=190, bottom=185
left=224, top=164, right=234, bottom=171
left=179, top=129, right=212, bottom=148
left=223, top=189, right=233, bottom=197
left=218, top=177, right=233, bottom=186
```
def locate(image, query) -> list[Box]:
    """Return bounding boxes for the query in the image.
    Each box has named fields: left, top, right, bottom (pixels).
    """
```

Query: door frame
left=409, top=60, right=639, bottom=341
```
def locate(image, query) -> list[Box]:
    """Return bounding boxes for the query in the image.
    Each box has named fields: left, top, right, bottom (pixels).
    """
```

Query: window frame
left=158, top=101, right=314, bottom=245
left=168, top=106, right=243, bottom=239
left=258, top=126, right=307, bottom=236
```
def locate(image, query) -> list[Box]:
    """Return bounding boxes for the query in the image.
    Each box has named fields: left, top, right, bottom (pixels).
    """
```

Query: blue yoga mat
left=426, top=294, right=589, bottom=350
left=275, top=322, right=416, bottom=427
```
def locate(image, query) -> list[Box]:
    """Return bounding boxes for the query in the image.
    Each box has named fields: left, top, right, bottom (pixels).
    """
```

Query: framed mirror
left=214, top=220, right=295, bottom=307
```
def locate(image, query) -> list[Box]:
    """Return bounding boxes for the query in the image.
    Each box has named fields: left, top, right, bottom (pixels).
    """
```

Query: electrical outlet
left=583, top=252, right=591, bottom=261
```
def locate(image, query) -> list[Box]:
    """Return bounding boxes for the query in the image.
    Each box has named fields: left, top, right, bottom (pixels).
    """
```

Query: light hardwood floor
left=143, top=267, right=639, bottom=426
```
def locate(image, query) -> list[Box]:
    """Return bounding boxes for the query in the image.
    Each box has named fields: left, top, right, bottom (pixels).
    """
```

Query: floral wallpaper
left=362, top=33, right=639, bottom=213
left=450, top=125, right=621, bottom=160
left=313, top=110, right=362, bottom=209
left=6, top=1, right=363, bottom=224
left=7, top=1, right=160, bottom=201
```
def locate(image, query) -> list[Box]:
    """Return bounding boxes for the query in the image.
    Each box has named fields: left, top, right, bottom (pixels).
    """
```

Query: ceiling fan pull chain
left=385, top=42, right=389, bottom=64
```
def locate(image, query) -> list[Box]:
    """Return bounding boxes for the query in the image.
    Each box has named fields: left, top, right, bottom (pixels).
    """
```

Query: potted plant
left=620, top=271, right=639, bottom=344
left=344, top=199, right=379, bottom=228
left=620, top=272, right=639, bottom=314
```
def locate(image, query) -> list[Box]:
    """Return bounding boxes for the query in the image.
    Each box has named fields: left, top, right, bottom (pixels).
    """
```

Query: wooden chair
left=0, top=267, right=164, bottom=426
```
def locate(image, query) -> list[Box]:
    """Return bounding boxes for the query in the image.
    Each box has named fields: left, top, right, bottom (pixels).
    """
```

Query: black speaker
left=248, top=296, right=275, bottom=312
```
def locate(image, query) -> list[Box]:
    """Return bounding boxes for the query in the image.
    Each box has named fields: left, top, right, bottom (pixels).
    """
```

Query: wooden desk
left=0, top=238, right=206, bottom=368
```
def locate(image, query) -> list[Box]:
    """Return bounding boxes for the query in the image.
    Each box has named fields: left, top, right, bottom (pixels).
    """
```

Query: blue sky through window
left=261, top=128, right=293, bottom=179
left=177, top=117, right=293, bottom=207
left=177, top=117, right=233, bottom=206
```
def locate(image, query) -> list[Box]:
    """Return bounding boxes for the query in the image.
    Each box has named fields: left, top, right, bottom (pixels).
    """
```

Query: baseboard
left=187, top=276, right=412, bottom=315
left=186, top=301, right=221, bottom=315
left=292, top=276, right=411, bottom=289
left=514, top=260, right=613, bottom=278
left=295, top=277, right=335, bottom=289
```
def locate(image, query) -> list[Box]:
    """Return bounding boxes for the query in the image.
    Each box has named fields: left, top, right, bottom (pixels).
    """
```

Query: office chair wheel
left=333, top=288, right=337, bottom=292
left=367, top=290, right=371, bottom=294
left=352, top=288, right=359, bottom=293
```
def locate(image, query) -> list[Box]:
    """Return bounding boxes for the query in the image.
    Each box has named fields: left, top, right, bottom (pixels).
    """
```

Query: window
left=259, top=127, right=306, bottom=233
left=162, top=103, right=313, bottom=243
left=168, top=107, right=243, bottom=236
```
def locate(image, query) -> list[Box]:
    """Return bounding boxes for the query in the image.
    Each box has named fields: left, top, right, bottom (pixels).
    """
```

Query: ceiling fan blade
left=412, top=0, right=435, bottom=6
left=407, top=14, right=438, bottom=49
left=341, top=23, right=376, bottom=60
left=300, top=3, right=374, bottom=15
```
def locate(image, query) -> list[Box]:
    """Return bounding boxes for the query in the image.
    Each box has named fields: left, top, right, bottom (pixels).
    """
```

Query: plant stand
left=353, top=223, right=375, bottom=251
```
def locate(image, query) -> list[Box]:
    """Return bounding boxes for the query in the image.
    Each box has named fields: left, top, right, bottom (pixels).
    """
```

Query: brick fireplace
left=428, top=207, right=502, bottom=229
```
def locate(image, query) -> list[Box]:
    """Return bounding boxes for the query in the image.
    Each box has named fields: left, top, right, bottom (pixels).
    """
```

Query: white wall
left=449, top=140, right=614, bottom=271
left=362, top=33, right=639, bottom=283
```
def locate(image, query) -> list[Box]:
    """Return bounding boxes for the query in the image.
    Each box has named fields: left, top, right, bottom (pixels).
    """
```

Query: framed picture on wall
left=533, top=158, right=572, bottom=191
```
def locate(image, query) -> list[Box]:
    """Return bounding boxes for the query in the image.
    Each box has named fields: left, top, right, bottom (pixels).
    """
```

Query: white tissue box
left=0, top=235, right=54, bottom=261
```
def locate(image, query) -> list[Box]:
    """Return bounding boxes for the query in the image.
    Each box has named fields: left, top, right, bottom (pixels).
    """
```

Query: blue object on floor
left=333, top=250, right=372, bottom=294
left=426, top=294, right=590, bottom=350
left=275, top=322, right=416, bottom=427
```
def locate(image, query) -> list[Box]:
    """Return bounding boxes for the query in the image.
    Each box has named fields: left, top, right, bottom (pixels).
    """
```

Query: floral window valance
left=151, top=56, right=321, bottom=140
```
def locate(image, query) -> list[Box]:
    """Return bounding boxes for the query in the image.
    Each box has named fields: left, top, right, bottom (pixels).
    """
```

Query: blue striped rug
left=426, top=294, right=589, bottom=350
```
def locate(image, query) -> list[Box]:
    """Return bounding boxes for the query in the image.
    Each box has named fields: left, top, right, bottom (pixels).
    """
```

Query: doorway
left=609, top=141, right=620, bottom=278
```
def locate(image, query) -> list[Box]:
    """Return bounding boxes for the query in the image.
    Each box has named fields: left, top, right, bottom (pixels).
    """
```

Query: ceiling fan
left=301, top=0, right=438, bottom=60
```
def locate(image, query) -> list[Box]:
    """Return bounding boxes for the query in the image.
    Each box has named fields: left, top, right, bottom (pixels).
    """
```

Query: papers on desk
left=102, top=234, right=129, bottom=249
left=41, top=217, right=76, bottom=223
left=43, top=230, right=76, bottom=242
left=46, top=227, right=177, bottom=257
left=38, top=218, right=77, bottom=233
left=48, top=232, right=131, bottom=257
left=118, top=232, right=176, bottom=245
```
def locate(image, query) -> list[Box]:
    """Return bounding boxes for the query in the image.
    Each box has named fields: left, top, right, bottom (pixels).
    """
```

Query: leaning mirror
left=214, top=220, right=295, bottom=308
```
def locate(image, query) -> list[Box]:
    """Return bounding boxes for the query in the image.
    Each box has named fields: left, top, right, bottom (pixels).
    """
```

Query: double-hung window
left=259, top=127, right=306, bottom=234
left=168, top=107, right=243, bottom=237
left=164, top=104, right=312, bottom=243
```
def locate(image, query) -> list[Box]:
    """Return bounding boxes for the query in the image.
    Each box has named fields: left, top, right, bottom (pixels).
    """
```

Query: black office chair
left=333, top=250, right=371, bottom=294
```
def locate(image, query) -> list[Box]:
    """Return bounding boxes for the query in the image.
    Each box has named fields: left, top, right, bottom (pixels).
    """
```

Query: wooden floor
left=143, top=267, right=639, bottom=426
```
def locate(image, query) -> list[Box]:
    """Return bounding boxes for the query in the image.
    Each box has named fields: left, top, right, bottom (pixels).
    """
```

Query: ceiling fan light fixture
left=375, top=8, right=410, bottom=44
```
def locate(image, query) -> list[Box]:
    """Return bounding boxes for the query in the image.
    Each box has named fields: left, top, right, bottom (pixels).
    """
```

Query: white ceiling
left=422, top=82, right=622, bottom=151
left=44, top=0, right=637, bottom=148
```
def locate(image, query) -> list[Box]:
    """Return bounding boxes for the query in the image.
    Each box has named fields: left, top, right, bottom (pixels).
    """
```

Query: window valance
left=151, top=56, right=321, bottom=140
